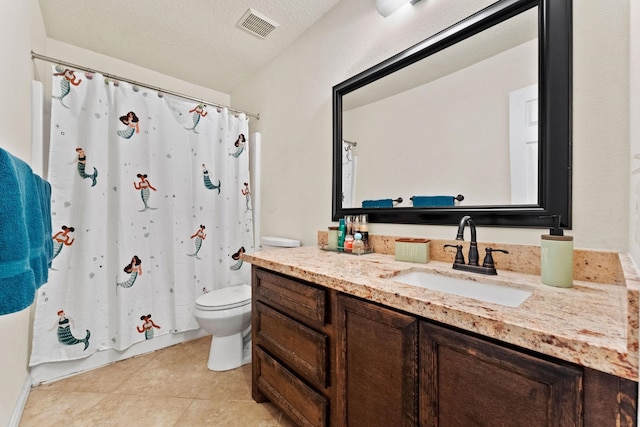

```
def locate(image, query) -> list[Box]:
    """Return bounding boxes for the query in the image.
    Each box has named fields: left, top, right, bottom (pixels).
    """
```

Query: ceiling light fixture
left=376, top=0, right=422, bottom=17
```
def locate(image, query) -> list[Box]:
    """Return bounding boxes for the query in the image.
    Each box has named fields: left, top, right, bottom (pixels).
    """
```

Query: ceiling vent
left=237, top=9, right=279, bottom=39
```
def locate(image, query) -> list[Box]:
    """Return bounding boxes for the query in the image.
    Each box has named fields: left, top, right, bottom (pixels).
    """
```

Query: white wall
left=42, top=40, right=230, bottom=112
left=629, top=0, right=640, bottom=266
left=232, top=0, right=631, bottom=251
left=0, top=0, right=46, bottom=425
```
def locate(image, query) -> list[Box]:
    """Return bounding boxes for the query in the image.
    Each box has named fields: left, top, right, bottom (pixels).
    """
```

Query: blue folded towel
left=0, top=148, right=52, bottom=315
left=411, top=196, right=456, bottom=207
left=362, top=199, right=394, bottom=208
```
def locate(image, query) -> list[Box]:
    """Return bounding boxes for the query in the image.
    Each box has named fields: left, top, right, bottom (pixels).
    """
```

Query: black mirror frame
left=332, top=0, right=572, bottom=229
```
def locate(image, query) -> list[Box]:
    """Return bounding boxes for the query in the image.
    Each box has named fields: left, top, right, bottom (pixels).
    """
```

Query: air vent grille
left=237, top=9, right=279, bottom=39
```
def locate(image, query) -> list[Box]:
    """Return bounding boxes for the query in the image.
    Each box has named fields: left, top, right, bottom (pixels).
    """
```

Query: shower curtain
left=342, top=141, right=356, bottom=208
left=29, top=68, right=254, bottom=366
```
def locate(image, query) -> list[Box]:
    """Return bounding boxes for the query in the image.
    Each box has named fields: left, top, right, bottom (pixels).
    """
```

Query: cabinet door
left=336, top=294, right=418, bottom=427
left=420, top=321, right=582, bottom=427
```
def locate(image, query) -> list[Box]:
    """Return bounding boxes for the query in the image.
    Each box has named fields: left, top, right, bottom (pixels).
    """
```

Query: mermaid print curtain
left=29, top=67, right=254, bottom=365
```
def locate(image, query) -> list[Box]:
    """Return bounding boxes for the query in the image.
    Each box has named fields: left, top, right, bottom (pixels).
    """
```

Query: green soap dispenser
left=540, top=215, right=573, bottom=288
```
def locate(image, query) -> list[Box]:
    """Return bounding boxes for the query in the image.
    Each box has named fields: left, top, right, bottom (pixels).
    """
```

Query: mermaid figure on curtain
left=137, top=314, right=161, bottom=340
left=116, top=255, right=142, bottom=294
left=202, top=164, right=221, bottom=194
left=52, top=66, right=82, bottom=108
left=242, top=182, right=251, bottom=212
left=75, top=148, right=98, bottom=187
left=52, top=225, right=75, bottom=262
left=188, top=225, right=206, bottom=259
left=185, top=103, right=207, bottom=133
left=228, top=134, right=246, bottom=158
left=117, top=111, right=140, bottom=139
left=134, top=174, right=157, bottom=210
left=53, top=310, right=90, bottom=351
left=230, top=246, right=245, bottom=271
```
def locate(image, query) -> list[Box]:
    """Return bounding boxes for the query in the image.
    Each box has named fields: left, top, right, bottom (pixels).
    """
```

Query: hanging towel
left=0, top=148, right=53, bottom=315
left=362, top=199, right=394, bottom=208
left=411, top=196, right=456, bottom=207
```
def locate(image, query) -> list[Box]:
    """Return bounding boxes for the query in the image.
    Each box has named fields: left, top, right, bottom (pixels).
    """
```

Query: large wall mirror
left=332, top=0, right=571, bottom=228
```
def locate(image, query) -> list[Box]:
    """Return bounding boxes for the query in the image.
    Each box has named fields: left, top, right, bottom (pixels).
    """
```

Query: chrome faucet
left=444, top=215, right=509, bottom=276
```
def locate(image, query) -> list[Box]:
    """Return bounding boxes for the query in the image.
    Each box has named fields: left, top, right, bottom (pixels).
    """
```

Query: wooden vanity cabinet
left=252, top=267, right=336, bottom=427
left=252, top=267, right=638, bottom=427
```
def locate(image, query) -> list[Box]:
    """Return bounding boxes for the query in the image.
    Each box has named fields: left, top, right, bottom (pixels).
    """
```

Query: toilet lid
left=195, top=285, right=251, bottom=311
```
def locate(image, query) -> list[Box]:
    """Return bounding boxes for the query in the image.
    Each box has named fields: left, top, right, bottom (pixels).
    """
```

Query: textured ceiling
left=38, top=0, right=341, bottom=93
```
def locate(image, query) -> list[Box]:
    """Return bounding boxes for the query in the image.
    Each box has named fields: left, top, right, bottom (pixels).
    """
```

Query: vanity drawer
left=255, top=347, right=328, bottom=427
left=256, top=301, right=329, bottom=388
left=254, top=268, right=327, bottom=325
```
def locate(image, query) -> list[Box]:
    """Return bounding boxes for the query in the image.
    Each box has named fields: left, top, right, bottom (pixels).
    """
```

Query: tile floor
left=20, top=336, right=295, bottom=426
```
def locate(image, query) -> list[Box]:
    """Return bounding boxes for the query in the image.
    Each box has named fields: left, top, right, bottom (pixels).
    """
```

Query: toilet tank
left=261, top=236, right=301, bottom=249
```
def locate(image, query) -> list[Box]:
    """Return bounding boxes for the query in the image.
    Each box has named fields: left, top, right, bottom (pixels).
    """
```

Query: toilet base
left=207, top=333, right=252, bottom=371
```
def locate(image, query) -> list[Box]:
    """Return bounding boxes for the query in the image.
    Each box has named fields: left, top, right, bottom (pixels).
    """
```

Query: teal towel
left=0, top=148, right=52, bottom=315
left=412, top=196, right=455, bottom=207
left=362, top=199, right=394, bottom=208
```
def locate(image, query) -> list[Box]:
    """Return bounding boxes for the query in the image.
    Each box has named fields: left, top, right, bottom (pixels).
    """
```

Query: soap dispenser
left=540, top=215, right=573, bottom=288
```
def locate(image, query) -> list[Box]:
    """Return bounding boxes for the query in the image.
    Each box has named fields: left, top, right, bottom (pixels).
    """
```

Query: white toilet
left=193, top=236, right=300, bottom=371
left=261, top=236, right=301, bottom=250
left=193, top=284, right=252, bottom=371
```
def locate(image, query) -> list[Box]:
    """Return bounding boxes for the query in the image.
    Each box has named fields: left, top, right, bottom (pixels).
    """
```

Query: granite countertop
left=243, top=245, right=640, bottom=381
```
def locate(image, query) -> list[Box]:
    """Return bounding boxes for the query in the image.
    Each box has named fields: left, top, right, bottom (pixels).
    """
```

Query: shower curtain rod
left=31, top=51, right=260, bottom=120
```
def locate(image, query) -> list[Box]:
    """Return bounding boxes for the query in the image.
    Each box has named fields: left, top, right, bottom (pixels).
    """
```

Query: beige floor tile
left=196, top=364, right=253, bottom=401
left=38, top=353, right=158, bottom=394
left=113, top=361, right=210, bottom=399
left=69, top=394, right=192, bottom=427
left=174, top=399, right=282, bottom=427
left=20, top=389, right=107, bottom=426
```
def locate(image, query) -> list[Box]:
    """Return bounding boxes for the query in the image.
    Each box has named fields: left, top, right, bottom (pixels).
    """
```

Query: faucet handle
left=444, top=244, right=465, bottom=265
left=482, top=247, right=509, bottom=269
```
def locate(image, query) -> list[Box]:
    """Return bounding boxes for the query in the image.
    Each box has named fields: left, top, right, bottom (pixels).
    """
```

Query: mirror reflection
left=341, top=7, right=538, bottom=209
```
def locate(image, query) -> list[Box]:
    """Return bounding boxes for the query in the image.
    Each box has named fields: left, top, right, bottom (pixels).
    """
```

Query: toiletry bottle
left=540, top=215, right=573, bottom=288
left=359, top=214, right=369, bottom=248
left=345, top=215, right=353, bottom=237
left=352, top=232, right=365, bottom=254
left=344, top=233, right=354, bottom=252
left=337, top=218, right=346, bottom=250
left=328, top=226, right=338, bottom=248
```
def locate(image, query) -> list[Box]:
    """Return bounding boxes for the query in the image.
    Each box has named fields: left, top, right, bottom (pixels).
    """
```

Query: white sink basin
left=388, top=271, right=531, bottom=308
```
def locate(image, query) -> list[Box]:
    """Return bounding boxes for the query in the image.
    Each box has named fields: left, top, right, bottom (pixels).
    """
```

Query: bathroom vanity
left=246, top=243, right=639, bottom=427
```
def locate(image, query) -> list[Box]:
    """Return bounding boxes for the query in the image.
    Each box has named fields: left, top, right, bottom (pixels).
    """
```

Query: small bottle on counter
left=540, top=215, right=573, bottom=288
left=328, top=226, right=338, bottom=248
left=359, top=214, right=369, bottom=248
left=353, top=215, right=361, bottom=236
left=352, top=232, right=365, bottom=254
left=344, top=233, right=354, bottom=252
left=338, top=218, right=346, bottom=250
left=345, top=215, right=353, bottom=236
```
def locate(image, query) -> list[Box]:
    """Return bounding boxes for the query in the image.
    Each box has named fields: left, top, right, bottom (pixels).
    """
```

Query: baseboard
left=8, top=374, right=32, bottom=427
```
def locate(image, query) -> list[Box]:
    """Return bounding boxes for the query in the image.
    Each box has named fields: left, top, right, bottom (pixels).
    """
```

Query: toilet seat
left=195, top=285, right=251, bottom=311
